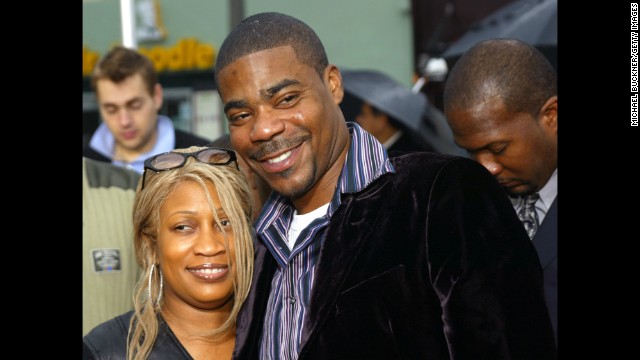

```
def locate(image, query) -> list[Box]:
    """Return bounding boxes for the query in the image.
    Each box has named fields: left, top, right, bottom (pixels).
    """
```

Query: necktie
left=518, top=193, right=540, bottom=239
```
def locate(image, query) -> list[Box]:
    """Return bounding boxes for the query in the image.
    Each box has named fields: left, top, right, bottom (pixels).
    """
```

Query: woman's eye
left=216, top=219, right=231, bottom=231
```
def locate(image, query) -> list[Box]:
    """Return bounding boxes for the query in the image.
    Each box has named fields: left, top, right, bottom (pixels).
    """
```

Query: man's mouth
left=250, top=134, right=310, bottom=173
left=121, top=130, right=137, bottom=140
left=266, top=150, right=293, bottom=164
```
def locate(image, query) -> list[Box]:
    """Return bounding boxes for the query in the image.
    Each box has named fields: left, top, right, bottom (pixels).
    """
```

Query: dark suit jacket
left=533, top=197, right=557, bottom=341
left=82, top=128, right=210, bottom=163
left=234, top=153, right=556, bottom=360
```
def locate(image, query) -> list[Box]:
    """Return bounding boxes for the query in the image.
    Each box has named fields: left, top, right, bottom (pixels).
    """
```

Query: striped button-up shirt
left=256, top=122, right=395, bottom=359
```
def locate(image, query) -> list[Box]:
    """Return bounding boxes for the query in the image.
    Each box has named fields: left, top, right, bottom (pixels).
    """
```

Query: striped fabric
left=256, top=122, right=395, bottom=359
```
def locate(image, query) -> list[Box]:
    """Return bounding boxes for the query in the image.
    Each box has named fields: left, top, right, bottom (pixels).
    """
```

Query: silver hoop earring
left=148, top=264, right=163, bottom=307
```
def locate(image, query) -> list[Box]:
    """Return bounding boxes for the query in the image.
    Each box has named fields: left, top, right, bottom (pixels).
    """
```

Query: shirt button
left=289, top=297, right=296, bottom=304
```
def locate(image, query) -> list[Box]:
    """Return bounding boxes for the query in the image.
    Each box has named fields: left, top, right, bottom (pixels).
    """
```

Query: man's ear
left=153, top=83, right=164, bottom=111
left=326, top=65, right=344, bottom=104
left=539, top=95, right=557, bottom=134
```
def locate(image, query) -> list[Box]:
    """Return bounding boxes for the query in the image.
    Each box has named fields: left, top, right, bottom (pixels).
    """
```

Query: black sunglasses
left=141, top=147, right=238, bottom=190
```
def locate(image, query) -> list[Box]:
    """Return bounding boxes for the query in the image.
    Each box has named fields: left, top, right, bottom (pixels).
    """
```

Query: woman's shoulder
left=83, top=311, right=133, bottom=359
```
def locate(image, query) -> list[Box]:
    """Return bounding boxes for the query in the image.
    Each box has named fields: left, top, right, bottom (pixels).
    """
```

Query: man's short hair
left=443, top=39, right=557, bottom=116
left=214, top=12, right=329, bottom=82
left=91, top=46, right=158, bottom=97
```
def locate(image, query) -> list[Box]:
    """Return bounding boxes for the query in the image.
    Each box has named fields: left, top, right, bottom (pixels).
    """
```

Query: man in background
left=339, top=69, right=436, bottom=154
left=82, top=157, right=140, bottom=335
left=443, top=38, right=557, bottom=341
left=83, top=46, right=209, bottom=173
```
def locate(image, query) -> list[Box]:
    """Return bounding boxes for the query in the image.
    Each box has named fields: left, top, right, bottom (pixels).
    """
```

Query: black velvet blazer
left=233, top=152, right=556, bottom=360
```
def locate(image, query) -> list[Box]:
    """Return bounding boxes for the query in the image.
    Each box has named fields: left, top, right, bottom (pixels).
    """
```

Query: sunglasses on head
left=141, top=147, right=238, bottom=190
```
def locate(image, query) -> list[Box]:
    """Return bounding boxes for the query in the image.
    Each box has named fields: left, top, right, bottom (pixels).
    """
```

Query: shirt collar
left=88, top=115, right=176, bottom=173
left=382, top=129, right=403, bottom=149
left=337, top=122, right=396, bottom=195
left=509, top=168, right=558, bottom=211
left=537, top=168, right=557, bottom=209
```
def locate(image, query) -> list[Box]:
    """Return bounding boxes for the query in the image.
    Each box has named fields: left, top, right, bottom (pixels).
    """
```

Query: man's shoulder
left=82, top=127, right=113, bottom=163
left=173, top=128, right=211, bottom=148
left=387, top=152, right=494, bottom=189
left=83, top=157, right=140, bottom=190
left=83, top=143, right=111, bottom=163
left=389, top=151, right=473, bottom=174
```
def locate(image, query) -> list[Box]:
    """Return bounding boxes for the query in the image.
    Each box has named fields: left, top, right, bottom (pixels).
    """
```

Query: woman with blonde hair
left=83, top=146, right=254, bottom=359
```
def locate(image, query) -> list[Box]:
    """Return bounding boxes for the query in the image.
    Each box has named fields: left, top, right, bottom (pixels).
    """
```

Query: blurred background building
left=83, top=0, right=556, bottom=142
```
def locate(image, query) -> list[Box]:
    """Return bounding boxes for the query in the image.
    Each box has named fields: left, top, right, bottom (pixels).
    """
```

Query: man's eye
left=278, top=94, right=299, bottom=106
left=491, top=145, right=507, bottom=155
left=229, top=113, right=250, bottom=123
left=103, top=106, right=117, bottom=114
left=128, top=100, right=142, bottom=110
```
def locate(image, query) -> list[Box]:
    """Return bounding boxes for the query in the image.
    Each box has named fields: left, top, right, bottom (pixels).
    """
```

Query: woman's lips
left=187, top=264, right=229, bottom=282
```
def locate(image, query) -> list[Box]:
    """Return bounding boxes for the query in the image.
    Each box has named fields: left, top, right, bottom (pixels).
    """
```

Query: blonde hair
left=126, top=146, right=254, bottom=360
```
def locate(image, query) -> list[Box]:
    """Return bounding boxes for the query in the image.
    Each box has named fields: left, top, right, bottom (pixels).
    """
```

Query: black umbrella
left=341, top=69, right=427, bottom=131
left=441, top=0, right=557, bottom=59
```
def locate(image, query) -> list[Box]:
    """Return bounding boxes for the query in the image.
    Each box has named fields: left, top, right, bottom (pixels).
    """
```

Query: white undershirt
left=287, top=203, right=330, bottom=250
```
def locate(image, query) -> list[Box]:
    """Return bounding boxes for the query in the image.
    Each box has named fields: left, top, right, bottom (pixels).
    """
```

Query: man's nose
left=250, top=107, right=286, bottom=142
left=475, top=153, right=503, bottom=176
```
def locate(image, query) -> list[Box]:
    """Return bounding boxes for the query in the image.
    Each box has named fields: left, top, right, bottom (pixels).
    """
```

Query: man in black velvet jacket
left=214, top=12, right=556, bottom=360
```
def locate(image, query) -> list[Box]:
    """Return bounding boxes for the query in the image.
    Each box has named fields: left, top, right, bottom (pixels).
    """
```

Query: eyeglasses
left=141, top=147, right=238, bottom=190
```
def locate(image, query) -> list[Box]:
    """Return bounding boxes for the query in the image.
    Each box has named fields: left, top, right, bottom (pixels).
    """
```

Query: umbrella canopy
left=341, top=69, right=427, bottom=131
left=442, top=0, right=557, bottom=58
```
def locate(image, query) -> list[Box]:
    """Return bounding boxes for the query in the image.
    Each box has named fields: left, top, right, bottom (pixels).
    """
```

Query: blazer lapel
left=298, top=190, right=378, bottom=354
left=532, top=197, right=557, bottom=268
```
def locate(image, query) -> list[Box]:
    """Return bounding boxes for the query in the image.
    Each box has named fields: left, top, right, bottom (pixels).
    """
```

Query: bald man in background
left=443, top=39, right=557, bottom=342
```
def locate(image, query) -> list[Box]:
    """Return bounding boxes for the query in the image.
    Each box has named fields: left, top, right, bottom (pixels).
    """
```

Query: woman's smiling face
left=157, top=180, right=236, bottom=310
